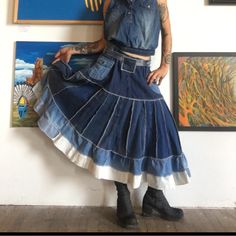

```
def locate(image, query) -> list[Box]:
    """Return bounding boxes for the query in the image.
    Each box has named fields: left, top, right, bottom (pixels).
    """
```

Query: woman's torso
left=103, top=0, right=161, bottom=60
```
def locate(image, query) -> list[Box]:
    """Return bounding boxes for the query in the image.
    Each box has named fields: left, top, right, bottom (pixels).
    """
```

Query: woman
left=34, top=0, right=191, bottom=229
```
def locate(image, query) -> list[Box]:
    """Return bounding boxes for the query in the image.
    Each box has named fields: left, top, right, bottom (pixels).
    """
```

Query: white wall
left=0, top=0, right=236, bottom=207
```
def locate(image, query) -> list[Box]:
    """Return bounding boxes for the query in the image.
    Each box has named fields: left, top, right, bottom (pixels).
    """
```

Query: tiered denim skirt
left=34, top=46, right=191, bottom=190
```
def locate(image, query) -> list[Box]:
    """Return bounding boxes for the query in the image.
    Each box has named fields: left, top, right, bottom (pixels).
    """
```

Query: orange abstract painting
left=173, top=53, right=236, bottom=131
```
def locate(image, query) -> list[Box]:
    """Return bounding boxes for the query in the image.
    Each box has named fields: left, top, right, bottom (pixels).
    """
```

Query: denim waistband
left=104, top=45, right=151, bottom=67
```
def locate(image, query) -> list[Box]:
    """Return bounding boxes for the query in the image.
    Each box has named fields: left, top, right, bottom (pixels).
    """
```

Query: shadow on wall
left=11, top=125, right=145, bottom=206
left=7, top=0, right=14, bottom=25
left=11, top=127, right=118, bottom=206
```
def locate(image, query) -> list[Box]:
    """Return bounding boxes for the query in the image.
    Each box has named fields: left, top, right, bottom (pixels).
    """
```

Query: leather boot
left=142, top=186, right=184, bottom=221
left=114, top=181, right=139, bottom=228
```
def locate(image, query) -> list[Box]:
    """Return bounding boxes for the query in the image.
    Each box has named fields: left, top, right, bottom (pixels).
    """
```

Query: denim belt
left=104, top=45, right=151, bottom=73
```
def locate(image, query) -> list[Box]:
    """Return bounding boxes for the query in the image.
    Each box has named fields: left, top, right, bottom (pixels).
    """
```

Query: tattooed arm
left=53, top=0, right=110, bottom=64
left=69, top=0, right=110, bottom=56
left=147, top=0, right=172, bottom=85
left=70, top=39, right=106, bottom=55
left=53, top=37, right=105, bottom=64
left=158, top=0, right=172, bottom=67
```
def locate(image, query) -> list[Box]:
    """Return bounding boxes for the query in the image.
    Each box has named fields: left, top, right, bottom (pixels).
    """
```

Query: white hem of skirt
left=51, top=133, right=191, bottom=190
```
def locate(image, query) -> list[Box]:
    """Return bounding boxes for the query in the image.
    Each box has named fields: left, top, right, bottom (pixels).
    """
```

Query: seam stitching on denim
left=97, top=96, right=121, bottom=147
left=81, top=93, right=109, bottom=136
left=79, top=71, right=163, bottom=101
left=125, top=100, right=135, bottom=157
left=46, top=82, right=184, bottom=161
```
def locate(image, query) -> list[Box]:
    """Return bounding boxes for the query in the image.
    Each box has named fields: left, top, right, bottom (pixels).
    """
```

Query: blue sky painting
left=15, top=0, right=104, bottom=23
left=15, top=41, right=98, bottom=85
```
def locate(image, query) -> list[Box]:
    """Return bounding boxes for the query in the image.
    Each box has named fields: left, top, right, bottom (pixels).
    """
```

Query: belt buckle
left=121, top=57, right=137, bottom=73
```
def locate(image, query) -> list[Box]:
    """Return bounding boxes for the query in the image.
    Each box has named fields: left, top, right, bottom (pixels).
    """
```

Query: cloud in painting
left=15, top=59, right=35, bottom=70
left=15, top=69, right=33, bottom=84
left=15, top=59, right=34, bottom=84
left=15, top=59, right=48, bottom=84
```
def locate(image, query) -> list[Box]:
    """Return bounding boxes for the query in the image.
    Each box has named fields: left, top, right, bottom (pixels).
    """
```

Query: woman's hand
left=147, top=64, right=169, bottom=85
left=52, top=47, right=74, bottom=64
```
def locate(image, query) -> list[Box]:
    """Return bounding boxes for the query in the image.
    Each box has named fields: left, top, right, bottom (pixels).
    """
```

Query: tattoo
left=158, top=1, right=172, bottom=66
left=73, top=40, right=101, bottom=54
left=162, top=32, right=169, bottom=38
left=163, top=53, right=172, bottom=64
left=158, top=3, right=169, bottom=24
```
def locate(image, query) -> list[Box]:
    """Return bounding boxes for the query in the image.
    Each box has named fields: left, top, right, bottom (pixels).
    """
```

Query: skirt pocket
left=88, top=54, right=115, bottom=81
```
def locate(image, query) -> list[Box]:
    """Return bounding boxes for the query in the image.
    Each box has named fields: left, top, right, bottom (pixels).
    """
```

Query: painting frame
left=209, top=0, right=236, bottom=5
left=13, top=0, right=104, bottom=25
left=172, top=52, right=236, bottom=131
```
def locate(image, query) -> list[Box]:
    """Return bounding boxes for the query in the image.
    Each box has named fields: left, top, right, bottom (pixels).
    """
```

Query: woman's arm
left=70, top=38, right=106, bottom=55
left=71, top=0, right=111, bottom=55
left=53, top=0, right=110, bottom=64
left=158, top=0, right=172, bottom=67
left=147, top=0, right=172, bottom=85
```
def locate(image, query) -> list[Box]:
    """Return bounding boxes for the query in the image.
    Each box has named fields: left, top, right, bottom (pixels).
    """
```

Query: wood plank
left=201, top=208, right=224, bottom=232
left=63, top=206, right=89, bottom=232
left=222, top=208, right=236, bottom=221
left=215, top=209, right=236, bottom=232
left=0, top=206, right=18, bottom=232
left=97, top=207, right=121, bottom=232
left=135, top=210, right=148, bottom=232
left=15, top=206, right=64, bottom=232
left=179, top=208, right=217, bottom=232
left=3, top=206, right=31, bottom=232
left=173, top=209, right=195, bottom=232
left=142, top=214, right=176, bottom=233
left=84, top=207, right=101, bottom=232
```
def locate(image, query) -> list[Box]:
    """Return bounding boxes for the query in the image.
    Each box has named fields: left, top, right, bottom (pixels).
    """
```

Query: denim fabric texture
left=34, top=47, right=191, bottom=190
left=104, top=0, right=161, bottom=56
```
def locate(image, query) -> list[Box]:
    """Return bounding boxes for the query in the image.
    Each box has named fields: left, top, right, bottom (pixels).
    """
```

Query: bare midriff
left=121, top=51, right=151, bottom=61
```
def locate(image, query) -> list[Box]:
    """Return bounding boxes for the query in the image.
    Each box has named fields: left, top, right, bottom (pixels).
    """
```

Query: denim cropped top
left=104, top=0, right=161, bottom=56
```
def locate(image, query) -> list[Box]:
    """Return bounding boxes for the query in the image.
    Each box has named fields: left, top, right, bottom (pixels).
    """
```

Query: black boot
left=114, top=181, right=139, bottom=229
left=142, top=186, right=184, bottom=221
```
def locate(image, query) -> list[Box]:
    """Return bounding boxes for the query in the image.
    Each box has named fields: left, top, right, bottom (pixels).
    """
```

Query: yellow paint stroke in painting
left=85, top=0, right=103, bottom=12
left=85, top=0, right=89, bottom=8
left=94, top=0, right=99, bottom=11
left=90, top=0, right=95, bottom=12
left=19, top=96, right=27, bottom=106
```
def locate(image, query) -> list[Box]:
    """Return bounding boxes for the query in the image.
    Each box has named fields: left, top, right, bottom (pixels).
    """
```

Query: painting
left=13, top=41, right=99, bottom=127
left=172, top=52, right=236, bottom=131
left=14, top=0, right=104, bottom=24
left=209, top=0, right=236, bottom=4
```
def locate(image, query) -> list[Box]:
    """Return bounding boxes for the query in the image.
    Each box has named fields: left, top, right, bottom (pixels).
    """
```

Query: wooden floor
left=0, top=206, right=236, bottom=233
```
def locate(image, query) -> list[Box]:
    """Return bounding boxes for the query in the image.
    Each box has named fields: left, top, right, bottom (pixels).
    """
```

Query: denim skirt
left=34, top=47, right=191, bottom=190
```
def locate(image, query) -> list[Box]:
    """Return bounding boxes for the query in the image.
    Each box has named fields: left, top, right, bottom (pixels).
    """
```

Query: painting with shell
left=13, top=41, right=99, bottom=127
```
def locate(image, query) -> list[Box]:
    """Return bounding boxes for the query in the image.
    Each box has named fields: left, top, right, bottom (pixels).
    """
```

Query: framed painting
left=12, top=41, right=99, bottom=127
left=172, top=52, right=236, bottom=131
left=209, top=0, right=236, bottom=4
left=14, top=0, right=104, bottom=24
